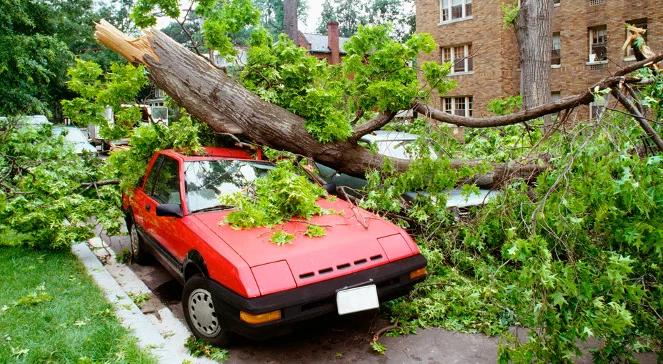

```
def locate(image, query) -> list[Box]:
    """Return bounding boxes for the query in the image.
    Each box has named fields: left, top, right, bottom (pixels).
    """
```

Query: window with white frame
left=442, top=96, right=473, bottom=117
left=625, top=19, right=647, bottom=60
left=551, top=32, right=561, bottom=66
left=440, top=0, right=472, bottom=23
left=553, top=0, right=560, bottom=6
left=441, top=44, right=473, bottom=74
left=588, top=26, right=607, bottom=63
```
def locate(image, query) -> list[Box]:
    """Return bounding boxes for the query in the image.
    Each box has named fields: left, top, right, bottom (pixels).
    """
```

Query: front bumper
left=207, top=254, right=427, bottom=340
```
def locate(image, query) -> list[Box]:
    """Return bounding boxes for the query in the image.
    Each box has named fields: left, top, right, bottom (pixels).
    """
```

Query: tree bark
left=516, top=0, right=553, bottom=128
left=283, top=0, right=298, bottom=42
left=93, top=21, right=662, bottom=188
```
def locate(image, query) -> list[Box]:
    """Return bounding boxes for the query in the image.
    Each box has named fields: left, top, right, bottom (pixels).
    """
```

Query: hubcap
left=188, top=288, right=221, bottom=337
left=129, top=225, right=140, bottom=257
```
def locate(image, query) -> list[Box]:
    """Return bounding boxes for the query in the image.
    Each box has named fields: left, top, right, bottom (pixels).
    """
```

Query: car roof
left=361, top=130, right=419, bottom=142
left=161, top=146, right=260, bottom=161
left=0, top=115, right=52, bottom=126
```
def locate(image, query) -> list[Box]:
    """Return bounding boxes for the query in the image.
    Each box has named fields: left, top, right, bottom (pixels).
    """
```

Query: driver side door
left=146, top=156, right=187, bottom=263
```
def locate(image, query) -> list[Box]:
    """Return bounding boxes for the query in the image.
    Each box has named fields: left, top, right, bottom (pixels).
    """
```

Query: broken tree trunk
left=94, top=21, right=662, bottom=187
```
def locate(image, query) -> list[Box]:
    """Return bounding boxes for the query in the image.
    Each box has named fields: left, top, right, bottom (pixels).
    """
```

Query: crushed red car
left=122, top=147, right=427, bottom=345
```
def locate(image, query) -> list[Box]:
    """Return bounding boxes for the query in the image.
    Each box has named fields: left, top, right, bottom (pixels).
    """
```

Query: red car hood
left=192, top=198, right=417, bottom=290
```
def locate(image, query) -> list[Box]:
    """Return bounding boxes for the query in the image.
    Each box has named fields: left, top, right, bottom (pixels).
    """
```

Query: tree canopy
left=317, top=0, right=415, bottom=41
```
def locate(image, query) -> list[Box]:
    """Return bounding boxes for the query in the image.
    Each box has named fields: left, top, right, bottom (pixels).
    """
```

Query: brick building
left=296, top=21, right=348, bottom=65
left=416, top=0, right=662, bottom=119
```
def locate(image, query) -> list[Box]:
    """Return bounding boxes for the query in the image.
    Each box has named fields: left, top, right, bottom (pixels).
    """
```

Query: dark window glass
left=144, top=156, right=164, bottom=195
left=152, top=157, right=181, bottom=204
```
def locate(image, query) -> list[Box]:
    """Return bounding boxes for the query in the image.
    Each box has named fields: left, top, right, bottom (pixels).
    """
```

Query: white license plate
left=336, top=284, right=379, bottom=315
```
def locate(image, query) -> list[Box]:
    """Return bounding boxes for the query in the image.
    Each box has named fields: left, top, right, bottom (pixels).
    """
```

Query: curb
left=73, top=243, right=206, bottom=363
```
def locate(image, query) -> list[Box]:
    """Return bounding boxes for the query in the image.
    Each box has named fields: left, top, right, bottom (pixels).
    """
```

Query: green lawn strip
left=0, top=247, right=156, bottom=363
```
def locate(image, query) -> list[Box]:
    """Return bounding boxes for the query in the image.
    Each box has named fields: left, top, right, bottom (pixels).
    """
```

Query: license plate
left=336, top=284, right=379, bottom=315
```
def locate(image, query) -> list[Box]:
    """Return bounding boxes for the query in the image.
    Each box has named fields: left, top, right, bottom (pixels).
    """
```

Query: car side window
left=151, top=157, right=182, bottom=205
left=143, top=156, right=164, bottom=195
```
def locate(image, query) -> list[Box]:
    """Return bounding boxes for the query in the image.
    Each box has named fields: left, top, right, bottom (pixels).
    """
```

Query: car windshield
left=184, top=159, right=274, bottom=213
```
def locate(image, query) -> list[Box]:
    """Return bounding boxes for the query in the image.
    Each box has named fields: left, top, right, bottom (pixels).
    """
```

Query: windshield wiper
left=191, top=205, right=235, bottom=213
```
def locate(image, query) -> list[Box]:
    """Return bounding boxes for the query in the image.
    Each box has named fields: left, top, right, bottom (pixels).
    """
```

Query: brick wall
left=416, top=0, right=662, bottom=119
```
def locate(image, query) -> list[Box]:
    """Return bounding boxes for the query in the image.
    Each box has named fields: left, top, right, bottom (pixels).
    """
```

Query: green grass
left=0, top=247, right=156, bottom=363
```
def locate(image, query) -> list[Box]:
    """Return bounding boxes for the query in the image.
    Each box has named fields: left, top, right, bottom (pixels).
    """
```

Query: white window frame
left=588, top=26, right=608, bottom=64
left=439, top=0, right=473, bottom=24
left=442, top=96, right=473, bottom=117
left=441, top=44, right=474, bottom=75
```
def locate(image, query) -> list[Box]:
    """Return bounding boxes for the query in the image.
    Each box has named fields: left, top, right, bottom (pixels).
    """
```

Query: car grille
left=297, top=254, right=384, bottom=280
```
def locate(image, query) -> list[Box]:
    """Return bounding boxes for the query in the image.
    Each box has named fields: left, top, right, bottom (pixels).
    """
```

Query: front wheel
left=182, top=275, right=233, bottom=346
left=127, top=216, right=151, bottom=265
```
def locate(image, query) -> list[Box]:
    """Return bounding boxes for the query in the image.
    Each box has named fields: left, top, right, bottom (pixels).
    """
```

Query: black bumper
left=207, top=254, right=427, bottom=340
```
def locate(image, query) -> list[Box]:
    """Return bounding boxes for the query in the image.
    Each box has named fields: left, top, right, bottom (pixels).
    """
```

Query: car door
left=146, top=156, right=188, bottom=262
left=132, top=155, right=164, bottom=233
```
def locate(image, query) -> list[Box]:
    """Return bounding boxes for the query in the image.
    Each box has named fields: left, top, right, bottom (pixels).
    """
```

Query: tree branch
left=414, top=52, right=663, bottom=128
left=611, top=88, right=663, bottom=152
left=350, top=111, right=398, bottom=141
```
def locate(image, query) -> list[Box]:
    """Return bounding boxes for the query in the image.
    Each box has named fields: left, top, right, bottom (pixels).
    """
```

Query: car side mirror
left=156, top=203, right=183, bottom=217
left=323, top=181, right=337, bottom=195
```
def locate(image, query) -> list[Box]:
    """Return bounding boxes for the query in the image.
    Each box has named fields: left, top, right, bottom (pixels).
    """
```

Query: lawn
left=0, top=247, right=156, bottom=363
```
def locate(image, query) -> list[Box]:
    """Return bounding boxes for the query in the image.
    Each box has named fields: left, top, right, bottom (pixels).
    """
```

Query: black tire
left=182, top=275, right=234, bottom=346
left=126, top=214, right=151, bottom=265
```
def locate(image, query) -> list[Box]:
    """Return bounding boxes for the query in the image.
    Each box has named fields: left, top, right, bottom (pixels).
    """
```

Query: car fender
left=183, top=250, right=209, bottom=281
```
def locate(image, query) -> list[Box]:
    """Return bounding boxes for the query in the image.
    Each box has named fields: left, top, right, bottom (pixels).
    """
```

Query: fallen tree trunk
left=93, top=21, right=661, bottom=187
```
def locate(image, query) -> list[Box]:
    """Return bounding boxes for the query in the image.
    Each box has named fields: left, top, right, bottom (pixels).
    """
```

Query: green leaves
left=304, top=224, right=326, bottom=238
left=131, top=0, right=181, bottom=28
left=61, top=59, right=148, bottom=139
left=132, top=0, right=260, bottom=59
left=241, top=24, right=448, bottom=143
left=0, top=122, right=122, bottom=250
left=270, top=230, right=294, bottom=246
left=220, top=161, right=327, bottom=230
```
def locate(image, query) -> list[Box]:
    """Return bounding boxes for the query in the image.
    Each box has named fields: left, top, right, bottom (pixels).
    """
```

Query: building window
left=442, top=96, right=473, bottom=117
left=588, top=26, right=607, bottom=63
left=440, top=0, right=472, bottom=23
left=551, top=32, right=561, bottom=66
left=441, top=44, right=473, bottom=74
left=588, top=0, right=605, bottom=5
left=553, top=0, right=560, bottom=6
left=625, top=19, right=647, bottom=60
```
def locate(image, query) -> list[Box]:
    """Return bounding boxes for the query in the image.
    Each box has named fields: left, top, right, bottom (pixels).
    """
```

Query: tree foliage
left=0, top=120, right=121, bottom=250
left=317, top=0, right=415, bottom=41
left=379, top=112, right=662, bottom=362
left=61, top=59, right=149, bottom=140
left=0, top=0, right=136, bottom=118
left=241, top=25, right=454, bottom=142
left=131, top=0, right=260, bottom=58
left=219, top=161, right=327, bottom=229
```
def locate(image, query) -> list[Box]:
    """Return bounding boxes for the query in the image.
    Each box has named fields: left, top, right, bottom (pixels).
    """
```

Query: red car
left=122, top=147, right=427, bottom=345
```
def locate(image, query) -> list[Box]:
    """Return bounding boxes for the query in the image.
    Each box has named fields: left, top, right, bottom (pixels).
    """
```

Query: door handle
left=145, top=204, right=151, bottom=211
